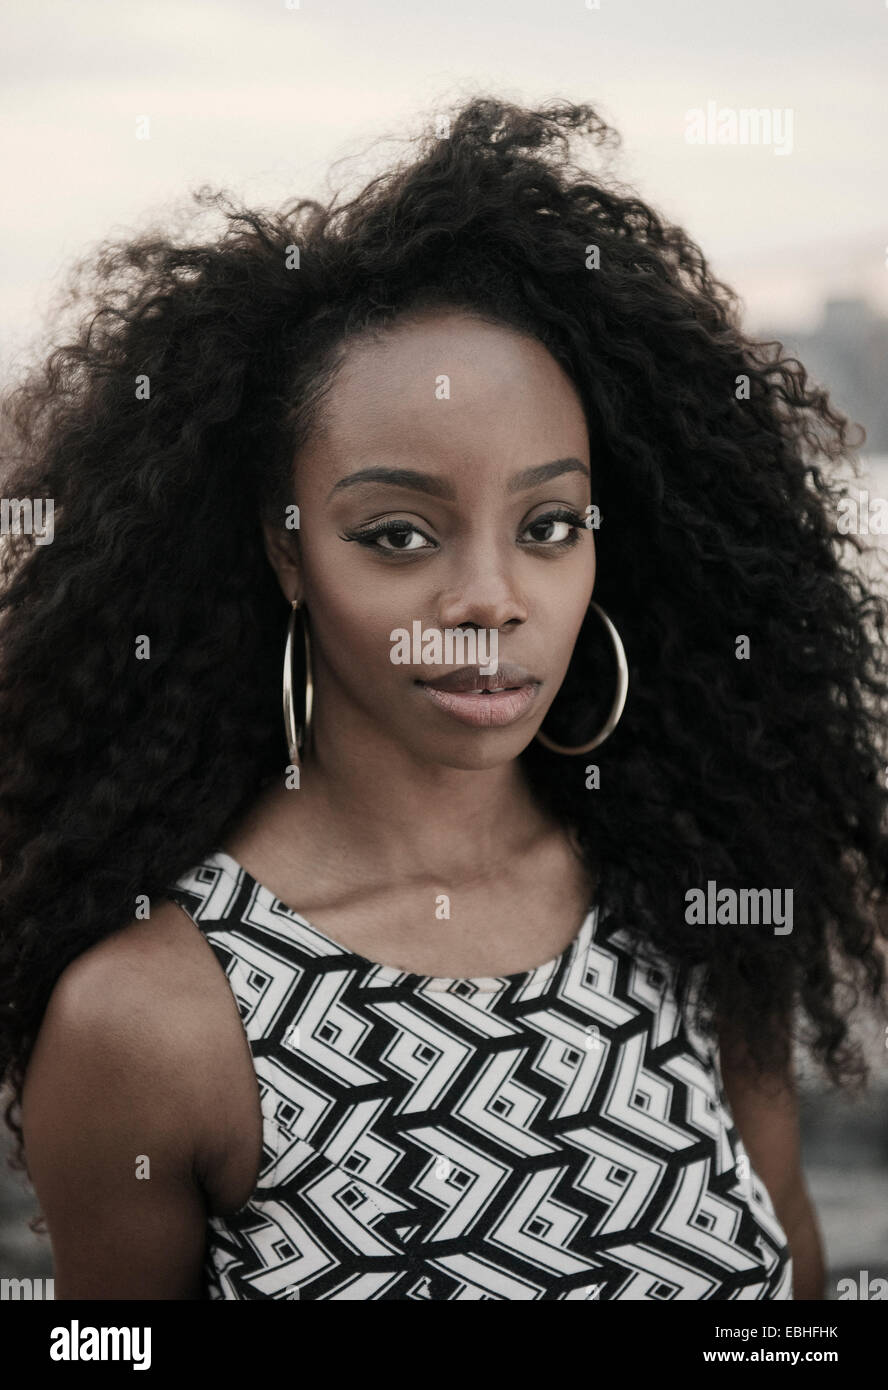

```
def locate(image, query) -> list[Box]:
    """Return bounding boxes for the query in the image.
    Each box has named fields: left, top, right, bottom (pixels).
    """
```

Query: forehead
left=302, top=310, right=588, bottom=482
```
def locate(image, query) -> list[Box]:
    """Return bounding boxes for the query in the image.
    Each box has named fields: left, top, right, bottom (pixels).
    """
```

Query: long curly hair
left=2, top=96, right=887, bottom=1184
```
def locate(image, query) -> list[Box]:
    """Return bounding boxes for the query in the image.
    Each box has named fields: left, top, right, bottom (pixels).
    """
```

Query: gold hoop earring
left=283, top=597, right=313, bottom=764
left=533, top=600, right=628, bottom=755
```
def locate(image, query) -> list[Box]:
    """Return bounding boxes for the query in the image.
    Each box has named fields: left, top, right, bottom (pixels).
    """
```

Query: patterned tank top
left=166, top=849, right=793, bottom=1301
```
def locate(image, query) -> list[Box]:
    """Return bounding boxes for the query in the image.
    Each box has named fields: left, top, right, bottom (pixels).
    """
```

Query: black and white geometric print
left=166, top=850, right=793, bottom=1301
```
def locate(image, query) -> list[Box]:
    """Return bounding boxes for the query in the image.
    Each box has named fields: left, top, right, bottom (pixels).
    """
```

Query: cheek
left=304, top=541, right=434, bottom=675
left=298, top=541, right=376, bottom=650
left=545, top=557, right=595, bottom=635
left=539, top=591, right=595, bottom=683
left=307, top=581, right=405, bottom=685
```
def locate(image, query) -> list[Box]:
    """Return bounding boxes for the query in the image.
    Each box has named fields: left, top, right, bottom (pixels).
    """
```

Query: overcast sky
left=2, top=0, right=887, bottom=378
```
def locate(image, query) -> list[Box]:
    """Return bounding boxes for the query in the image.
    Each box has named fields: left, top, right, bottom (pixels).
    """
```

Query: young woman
left=2, top=96, right=886, bottom=1302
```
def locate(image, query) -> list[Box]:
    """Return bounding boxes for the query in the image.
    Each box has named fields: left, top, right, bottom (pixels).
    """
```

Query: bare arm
left=21, top=914, right=217, bottom=1299
left=716, top=1017, right=826, bottom=1300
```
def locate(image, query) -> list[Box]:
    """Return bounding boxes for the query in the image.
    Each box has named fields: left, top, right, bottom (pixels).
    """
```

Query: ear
left=262, top=519, right=303, bottom=603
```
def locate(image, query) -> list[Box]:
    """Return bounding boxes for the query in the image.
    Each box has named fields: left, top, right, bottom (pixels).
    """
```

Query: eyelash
left=340, top=508, right=587, bottom=557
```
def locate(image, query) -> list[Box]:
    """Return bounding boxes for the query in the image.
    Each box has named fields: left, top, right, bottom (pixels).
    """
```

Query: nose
left=436, top=546, right=529, bottom=633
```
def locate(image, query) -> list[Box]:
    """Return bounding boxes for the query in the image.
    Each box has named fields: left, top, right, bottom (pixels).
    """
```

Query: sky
left=2, top=0, right=887, bottom=378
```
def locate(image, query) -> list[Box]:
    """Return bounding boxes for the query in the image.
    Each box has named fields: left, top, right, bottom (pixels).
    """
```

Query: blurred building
left=761, top=297, right=888, bottom=454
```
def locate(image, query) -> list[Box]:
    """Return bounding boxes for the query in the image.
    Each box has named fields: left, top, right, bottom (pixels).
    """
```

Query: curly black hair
left=2, top=95, right=887, bottom=1189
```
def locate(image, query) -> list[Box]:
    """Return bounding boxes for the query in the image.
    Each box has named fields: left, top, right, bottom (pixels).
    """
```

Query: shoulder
left=32, top=896, right=223, bottom=1062
left=20, top=899, right=238, bottom=1298
left=22, top=897, right=231, bottom=1174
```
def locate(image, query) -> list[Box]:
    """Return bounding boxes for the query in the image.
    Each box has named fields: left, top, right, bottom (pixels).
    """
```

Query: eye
left=340, top=520, right=436, bottom=553
left=522, top=508, right=586, bottom=548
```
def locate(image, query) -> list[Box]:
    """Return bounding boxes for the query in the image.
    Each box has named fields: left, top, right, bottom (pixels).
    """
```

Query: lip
left=416, top=678, right=540, bottom=729
left=418, top=662, right=537, bottom=693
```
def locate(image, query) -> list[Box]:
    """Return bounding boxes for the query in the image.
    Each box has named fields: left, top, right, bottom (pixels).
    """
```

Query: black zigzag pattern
left=166, top=851, right=792, bottom=1301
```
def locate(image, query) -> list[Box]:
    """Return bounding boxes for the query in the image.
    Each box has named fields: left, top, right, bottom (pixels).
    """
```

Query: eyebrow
left=327, top=457, right=589, bottom=501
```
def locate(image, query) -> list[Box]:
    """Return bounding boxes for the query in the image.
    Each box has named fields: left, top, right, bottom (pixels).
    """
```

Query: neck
left=287, top=700, right=554, bottom=886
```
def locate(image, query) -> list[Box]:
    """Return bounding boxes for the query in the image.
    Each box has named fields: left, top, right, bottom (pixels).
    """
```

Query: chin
left=413, top=732, right=530, bottom=772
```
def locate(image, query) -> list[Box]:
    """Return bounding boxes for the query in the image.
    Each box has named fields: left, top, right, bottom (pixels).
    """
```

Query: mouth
left=415, top=673, right=540, bottom=729
left=417, top=663, right=538, bottom=694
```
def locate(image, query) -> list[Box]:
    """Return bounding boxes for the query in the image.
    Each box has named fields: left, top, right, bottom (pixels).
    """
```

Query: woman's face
left=265, top=308, right=596, bottom=771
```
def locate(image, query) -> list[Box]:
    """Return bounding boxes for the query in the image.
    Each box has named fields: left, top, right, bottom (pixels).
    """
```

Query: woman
left=2, top=96, right=886, bottom=1301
